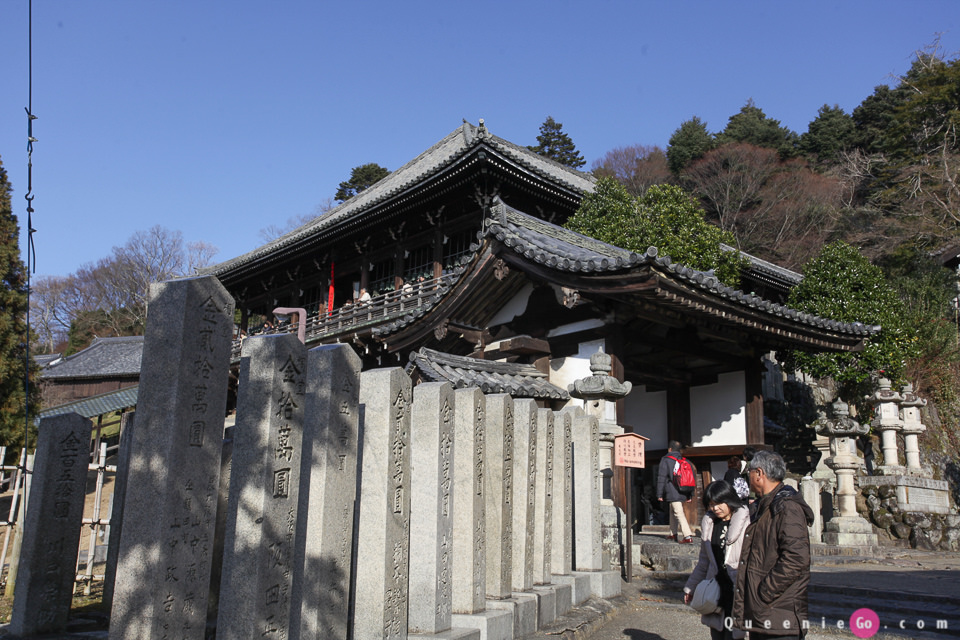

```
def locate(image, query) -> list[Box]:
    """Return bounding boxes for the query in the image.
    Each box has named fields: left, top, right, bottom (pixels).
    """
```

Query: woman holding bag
left=683, top=480, right=750, bottom=640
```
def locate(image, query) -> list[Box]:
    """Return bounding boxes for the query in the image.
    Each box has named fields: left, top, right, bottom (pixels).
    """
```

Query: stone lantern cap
left=900, top=383, right=927, bottom=408
left=899, top=383, right=927, bottom=434
left=814, top=399, right=870, bottom=438
left=868, top=377, right=903, bottom=429
left=568, top=349, right=632, bottom=401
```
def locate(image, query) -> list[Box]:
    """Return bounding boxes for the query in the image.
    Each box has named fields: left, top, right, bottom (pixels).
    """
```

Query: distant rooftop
left=40, top=385, right=139, bottom=420
left=40, top=336, right=144, bottom=380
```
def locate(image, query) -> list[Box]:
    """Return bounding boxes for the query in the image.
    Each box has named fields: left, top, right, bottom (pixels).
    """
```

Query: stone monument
left=408, top=381, right=456, bottom=635
left=482, top=394, right=514, bottom=601
left=449, top=389, right=511, bottom=640
left=9, top=413, right=92, bottom=637
left=354, top=368, right=412, bottom=640
left=109, top=276, right=234, bottom=640
left=217, top=334, right=307, bottom=640
left=290, top=343, right=362, bottom=640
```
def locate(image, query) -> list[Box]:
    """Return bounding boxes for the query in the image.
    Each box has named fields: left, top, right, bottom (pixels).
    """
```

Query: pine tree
left=667, top=116, right=715, bottom=175
left=528, top=116, right=586, bottom=168
left=335, top=163, right=390, bottom=202
left=0, top=156, right=39, bottom=457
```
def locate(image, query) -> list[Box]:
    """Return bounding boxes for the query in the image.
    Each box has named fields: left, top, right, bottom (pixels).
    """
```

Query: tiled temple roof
left=40, top=336, right=144, bottom=380
left=407, top=346, right=569, bottom=400
left=206, top=120, right=596, bottom=278
left=486, top=200, right=879, bottom=339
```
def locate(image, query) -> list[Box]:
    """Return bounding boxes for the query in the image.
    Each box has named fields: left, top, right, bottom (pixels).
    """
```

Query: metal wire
left=23, top=0, right=37, bottom=461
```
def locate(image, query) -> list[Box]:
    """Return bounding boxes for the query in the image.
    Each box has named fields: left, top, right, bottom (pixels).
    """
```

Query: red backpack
left=666, top=454, right=696, bottom=494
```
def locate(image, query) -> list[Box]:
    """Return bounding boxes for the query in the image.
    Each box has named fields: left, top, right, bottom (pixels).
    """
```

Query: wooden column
left=666, top=384, right=691, bottom=447
left=604, top=328, right=627, bottom=425
left=433, top=228, right=444, bottom=279
left=745, top=357, right=765, bottom=445
left=394, top=248, right=404, bottom=291
left=360, top=260, right=370, bottom=291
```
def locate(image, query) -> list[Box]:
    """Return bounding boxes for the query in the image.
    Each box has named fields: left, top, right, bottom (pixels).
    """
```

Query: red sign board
left=614, top=432, right=649, bottom=468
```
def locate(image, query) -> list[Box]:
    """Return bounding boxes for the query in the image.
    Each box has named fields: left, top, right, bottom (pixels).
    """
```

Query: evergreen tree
left=784, top=241, right=917, bottom=405
left=335, top=163, right=390, bottom=202
left=851, top=84, right=909, bottom=155
left=564, top=178, right=746, bottom=286
left=800, top=104, right=855, bottom=165
left=0, top=157, right=39, bottom=455
left=717, top=100, right=799, bottom=158
left=666, top=116, right=715, bottom=175
left=528, top=116, right=586, bottom=168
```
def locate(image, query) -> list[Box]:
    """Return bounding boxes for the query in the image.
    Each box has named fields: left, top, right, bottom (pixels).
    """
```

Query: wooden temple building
left=205, top=119, right=875, bottom=500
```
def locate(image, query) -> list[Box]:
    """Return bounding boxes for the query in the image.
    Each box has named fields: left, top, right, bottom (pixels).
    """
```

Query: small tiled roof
left=33, top=353, right=62, bottom=368
left=40, top=385, right=138, bottom=420
left=729, top=245, right=803, bottom=288
left=408, top=347, right=569, bottom=400
left=205, top=120, right=596, bottom=278
left=486, top=201, right=879, bottom=339
left=40, top=336, right=143, bottom=380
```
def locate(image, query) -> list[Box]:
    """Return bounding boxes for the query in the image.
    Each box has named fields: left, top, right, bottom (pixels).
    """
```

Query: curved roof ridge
left=206, top=120, right=596, bottom=278
left=485, top=203, right=879, bottom=339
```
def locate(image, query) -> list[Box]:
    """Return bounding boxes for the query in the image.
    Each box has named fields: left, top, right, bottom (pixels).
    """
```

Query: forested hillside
left=590, top=42, right=960, bottom=464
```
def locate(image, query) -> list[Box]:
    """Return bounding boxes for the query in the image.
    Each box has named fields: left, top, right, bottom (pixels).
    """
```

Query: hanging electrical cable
left=23, top=0, right=37, bottom=458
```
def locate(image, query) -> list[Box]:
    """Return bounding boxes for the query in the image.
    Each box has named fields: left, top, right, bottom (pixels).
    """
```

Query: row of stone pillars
left=804, top=378, right=948, bottom=549
left=868, top=378, right=928, bottom=475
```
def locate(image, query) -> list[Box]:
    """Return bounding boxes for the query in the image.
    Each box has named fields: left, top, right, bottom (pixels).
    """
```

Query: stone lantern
left=868, top=377, right=903, bottom=472
left=568, top=348, right=633, bottom=503
left=815, top=399, right=878, bottom=546
left=569, top=349, right=633, bottom=570
left=899, top=384, right=928, bottom=476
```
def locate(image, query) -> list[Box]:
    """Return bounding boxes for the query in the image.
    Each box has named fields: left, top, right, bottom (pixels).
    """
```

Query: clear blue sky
left=1, top=1, right=958, bottom=279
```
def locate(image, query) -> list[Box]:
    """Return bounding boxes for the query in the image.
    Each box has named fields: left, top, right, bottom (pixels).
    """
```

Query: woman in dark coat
left=684, top=480, right=749, bottom=640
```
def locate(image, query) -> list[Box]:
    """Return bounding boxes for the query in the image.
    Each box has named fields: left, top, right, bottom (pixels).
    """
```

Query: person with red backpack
left=657, top=440, right=695, bottom=543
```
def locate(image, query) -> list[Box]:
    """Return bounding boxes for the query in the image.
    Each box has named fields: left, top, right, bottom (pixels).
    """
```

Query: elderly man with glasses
left=732, top=450, right=814, bottom=639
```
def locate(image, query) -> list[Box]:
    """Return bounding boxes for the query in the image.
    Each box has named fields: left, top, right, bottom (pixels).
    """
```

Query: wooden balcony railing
left=231, top=274, right=453, bottom=360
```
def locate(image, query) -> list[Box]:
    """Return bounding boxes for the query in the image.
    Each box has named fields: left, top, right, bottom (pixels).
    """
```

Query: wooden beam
left=498, top=336, right=551, bottom=355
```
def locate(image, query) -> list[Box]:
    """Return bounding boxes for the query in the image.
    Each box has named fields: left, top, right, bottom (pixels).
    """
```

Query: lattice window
left=301, top=285, right=323, bottom=316
left=369, top=259, right=395, bottom=294
left=443, top=228, right=477, bottom=273
left=404, top=245, right=434, bottom=282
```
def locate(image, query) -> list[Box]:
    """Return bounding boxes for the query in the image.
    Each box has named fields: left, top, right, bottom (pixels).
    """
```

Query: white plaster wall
left=710, top=461, right=729, bottom=483
left=690, top=371, right=747, bottom=447
left=623, top=385, right=668, bottom=450
left=550, top=339, right=619, bottom=422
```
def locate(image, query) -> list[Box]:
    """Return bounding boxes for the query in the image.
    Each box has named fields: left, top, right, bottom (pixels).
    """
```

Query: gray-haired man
left=732, top=450, right=814, bottom=638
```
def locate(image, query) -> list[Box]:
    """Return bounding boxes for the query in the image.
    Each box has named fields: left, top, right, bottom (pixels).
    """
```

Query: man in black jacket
left=732, top=450, right=814, bottom=638
left=656, top=441, right=694, bottom=543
